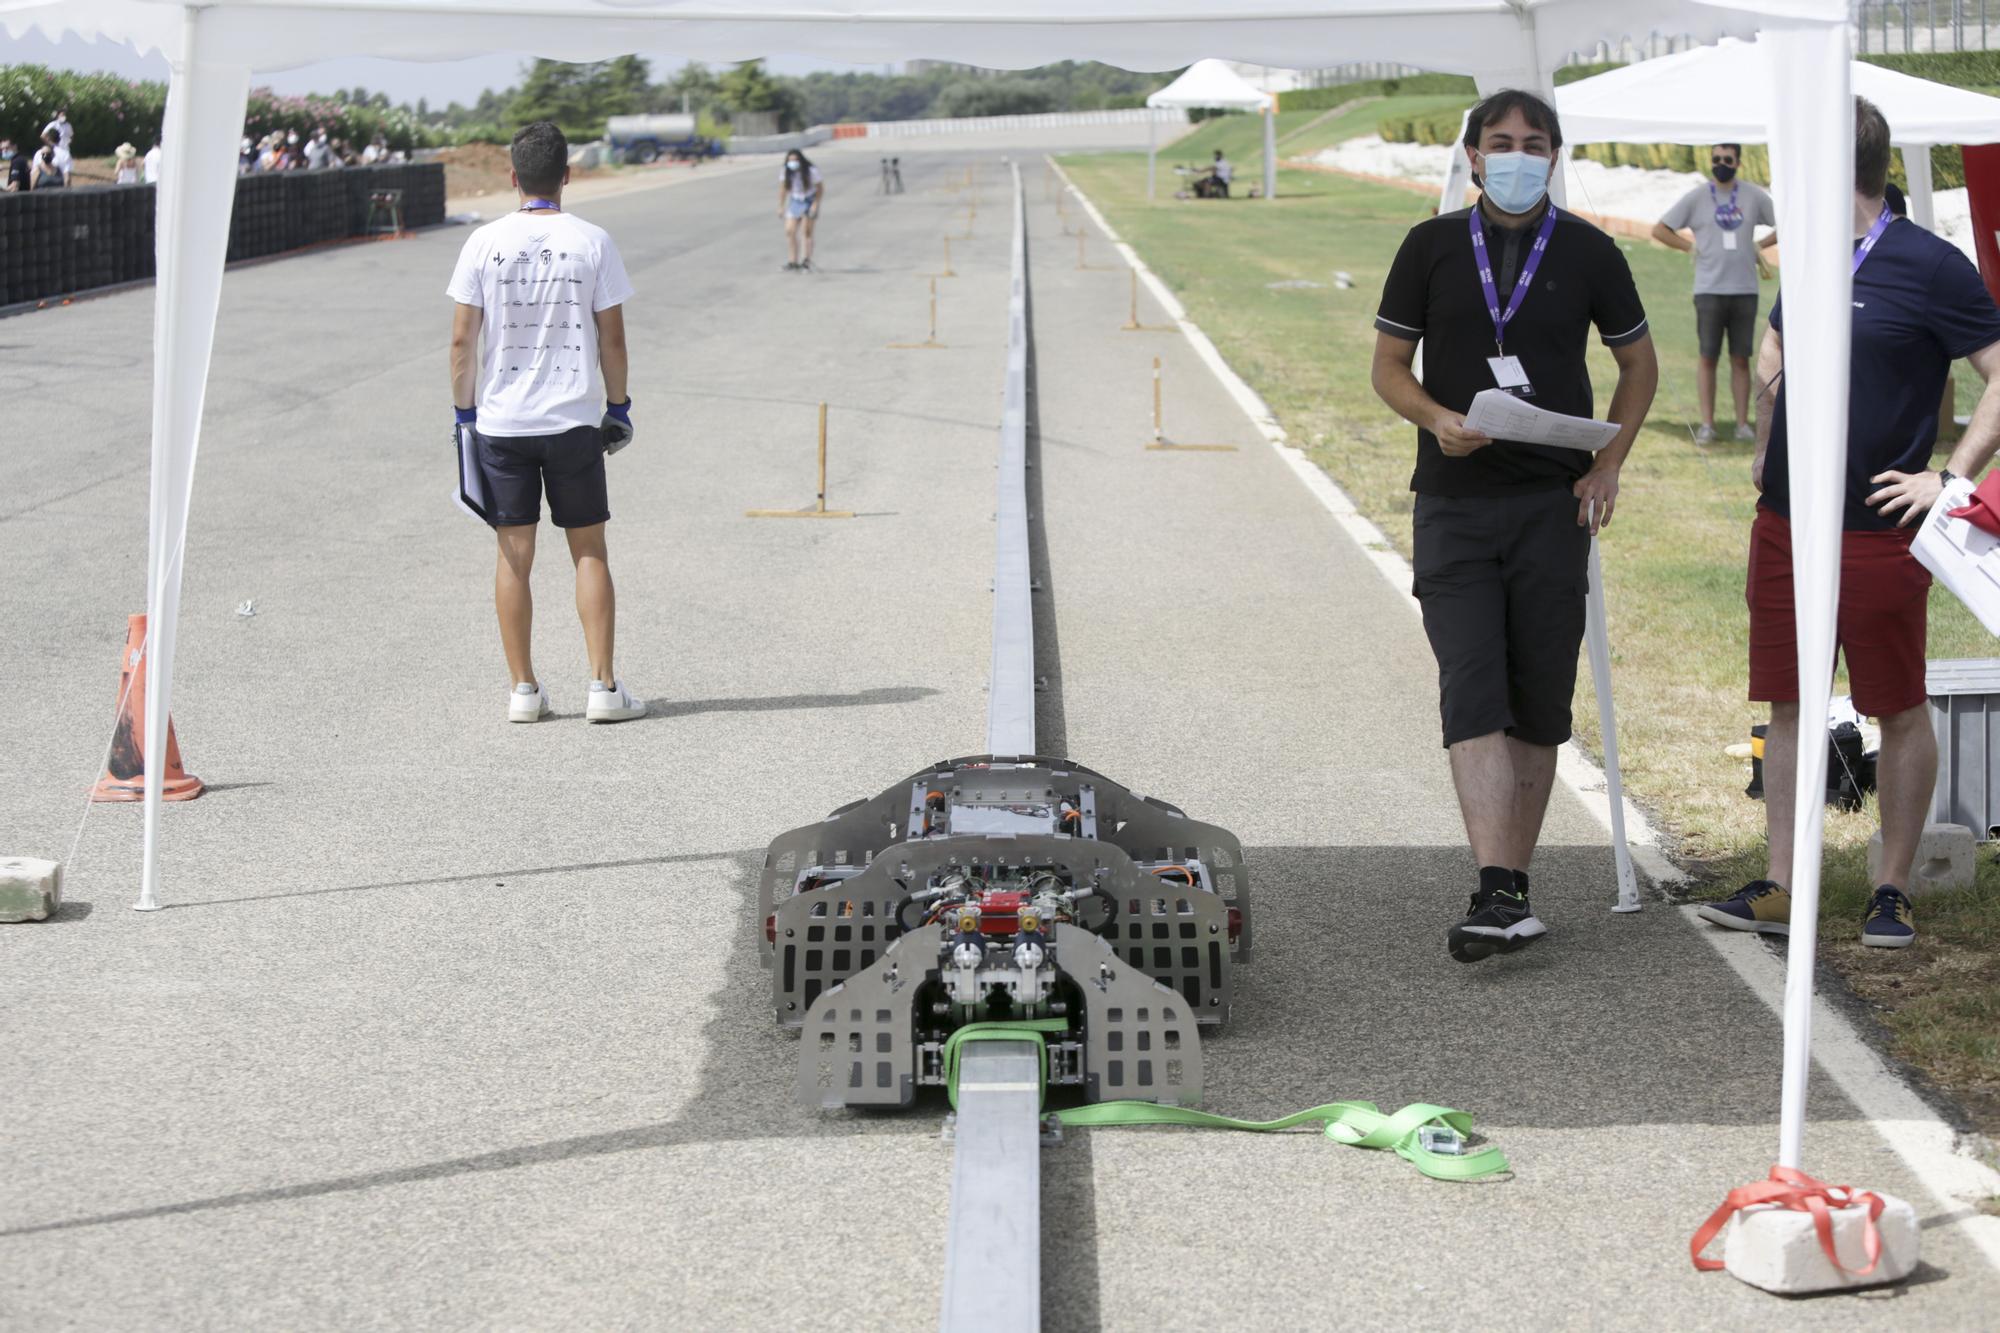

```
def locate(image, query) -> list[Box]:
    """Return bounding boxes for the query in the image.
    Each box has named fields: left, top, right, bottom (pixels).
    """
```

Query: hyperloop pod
left=757, top=755, right=1250, bottom=1110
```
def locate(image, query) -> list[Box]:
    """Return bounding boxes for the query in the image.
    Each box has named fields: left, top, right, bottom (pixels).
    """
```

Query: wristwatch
left=1940, top=468, right=1959, bottom=485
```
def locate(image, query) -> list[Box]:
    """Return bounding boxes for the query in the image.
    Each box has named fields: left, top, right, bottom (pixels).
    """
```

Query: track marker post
left=1076, top=230, right=1112, bottom=271
left=888, top=278, right=947, bottom=350
left=932, top=235, right=957, bottom=278
left=1122, top=270, right=1176, bottom=332
left=746, top=403, right=856, bottom=519
left=1146, top=356, right=1237, bottom=452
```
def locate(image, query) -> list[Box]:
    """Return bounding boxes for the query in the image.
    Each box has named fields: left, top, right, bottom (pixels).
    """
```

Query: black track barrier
left=0, top=162, right=446, bottom=309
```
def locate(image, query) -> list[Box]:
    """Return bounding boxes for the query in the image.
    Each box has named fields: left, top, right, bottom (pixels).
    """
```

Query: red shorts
left=1746, top=508, right=1931, bottom=717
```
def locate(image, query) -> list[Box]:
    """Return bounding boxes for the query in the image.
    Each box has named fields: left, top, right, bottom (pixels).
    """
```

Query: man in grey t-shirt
left=1653, top=144, right=1779, bottom=442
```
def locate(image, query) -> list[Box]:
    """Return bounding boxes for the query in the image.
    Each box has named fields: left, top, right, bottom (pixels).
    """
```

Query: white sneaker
left=509, top=682, right=551, bottom=723
left=586, top=678, right=645, bottom=723
left=1734, top=422, right=1757, bottom=442
left=1693, top=423, right=1717, bottom=444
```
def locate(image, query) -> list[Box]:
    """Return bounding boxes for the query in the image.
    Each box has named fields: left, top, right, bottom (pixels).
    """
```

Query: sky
left=0, top=32, right=891, bottom=107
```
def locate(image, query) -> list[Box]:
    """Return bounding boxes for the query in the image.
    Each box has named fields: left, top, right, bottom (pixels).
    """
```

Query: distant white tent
left=1558, top=36, right=2000, bottom=230
left=1144, top=58, right=1274, bottom=201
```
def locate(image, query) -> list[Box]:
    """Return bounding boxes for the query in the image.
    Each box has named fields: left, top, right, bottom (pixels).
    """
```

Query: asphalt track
left=2, top=129, right=1997, bottom=1330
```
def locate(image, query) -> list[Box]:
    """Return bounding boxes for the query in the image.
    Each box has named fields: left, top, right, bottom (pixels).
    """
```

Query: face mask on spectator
left=1477, top=150, right=1551, bottom=215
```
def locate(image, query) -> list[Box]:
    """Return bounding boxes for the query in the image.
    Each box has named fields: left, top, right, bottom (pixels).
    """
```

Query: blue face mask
left=1478, top=150, right=1551, bottom=215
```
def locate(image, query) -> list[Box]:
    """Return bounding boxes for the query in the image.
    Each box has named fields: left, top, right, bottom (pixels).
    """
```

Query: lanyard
left=520, top=198, right=560, bottom=213
left=1852, top=205, right=1893, bottom=275
left=1709, top=182, right=1743, bottom=230
left=1468, top=203, right=1559, bottom=356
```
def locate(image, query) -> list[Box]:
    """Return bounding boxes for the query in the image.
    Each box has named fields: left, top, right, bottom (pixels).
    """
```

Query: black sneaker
left=783, top=261, right=799, bottom=272
left=1448, top=885, right=1547, bottom=963
left=798, top=257, right=815, bottom=272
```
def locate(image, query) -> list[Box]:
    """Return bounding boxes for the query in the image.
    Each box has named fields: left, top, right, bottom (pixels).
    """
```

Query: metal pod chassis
left=759, top=754, right=1251, bottom=1110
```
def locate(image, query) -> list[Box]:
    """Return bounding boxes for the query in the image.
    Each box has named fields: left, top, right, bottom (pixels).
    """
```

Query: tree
left=935, top=79, right=1057, bottom=119
left=719, top=59, right=805, bottom=130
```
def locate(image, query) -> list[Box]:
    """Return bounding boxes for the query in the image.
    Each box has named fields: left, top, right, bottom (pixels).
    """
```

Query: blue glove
left=454, top=404, right=477, bottom=429
left=602, top=397, right=634, bottom=455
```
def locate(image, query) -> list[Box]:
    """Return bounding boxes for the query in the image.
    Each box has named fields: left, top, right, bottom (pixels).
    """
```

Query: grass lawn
left=1056, top=151, right=2000, bottom=1139
left=1157, top=95, right=1480, bottom=187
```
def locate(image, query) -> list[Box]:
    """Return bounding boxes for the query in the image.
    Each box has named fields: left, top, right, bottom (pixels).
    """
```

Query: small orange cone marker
left=92, top=613, right=204, bottom=802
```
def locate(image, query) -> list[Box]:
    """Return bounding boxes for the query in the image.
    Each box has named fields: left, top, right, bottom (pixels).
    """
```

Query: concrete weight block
left=0, top=857, right=62, bottom=922
left=1866, top=823, right=1977, bottom=896
left=1723, top=1191, right=1919, bottom=1294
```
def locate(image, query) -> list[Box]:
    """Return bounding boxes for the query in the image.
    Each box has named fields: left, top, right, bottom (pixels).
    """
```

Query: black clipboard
left=454, top=423, right=493, bottom=523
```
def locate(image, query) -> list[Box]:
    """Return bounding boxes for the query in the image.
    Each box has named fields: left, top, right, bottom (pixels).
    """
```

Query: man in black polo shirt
left=1371, top=89, right=1658, bottom=964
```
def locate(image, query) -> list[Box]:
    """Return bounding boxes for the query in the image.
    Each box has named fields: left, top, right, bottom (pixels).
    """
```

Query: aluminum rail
left=986, top=160, right=1036, bottom=756
left=943, top=161, right=1044, bottom=1333
left=937, top=1040, right=1044, bottom=1332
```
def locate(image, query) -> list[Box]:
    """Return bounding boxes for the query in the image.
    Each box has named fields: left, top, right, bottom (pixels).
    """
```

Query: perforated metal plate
left=798, top=933, right=927, bottom=1109
left=1059, top=924, right=1204, bottom=1106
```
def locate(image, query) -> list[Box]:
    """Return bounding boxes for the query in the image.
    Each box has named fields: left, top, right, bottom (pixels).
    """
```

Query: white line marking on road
left=1050, top=156, right=2000, bottom=1271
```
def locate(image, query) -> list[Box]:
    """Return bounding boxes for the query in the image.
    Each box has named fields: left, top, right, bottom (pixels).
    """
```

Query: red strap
left=1947, top=470, right=2000, bottom=537
left=1689, top=1166, right=1885, bottom=1274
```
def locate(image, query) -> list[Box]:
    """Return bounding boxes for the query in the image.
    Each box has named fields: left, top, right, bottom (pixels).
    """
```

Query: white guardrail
left=863, top=107, right=1186, bottom=138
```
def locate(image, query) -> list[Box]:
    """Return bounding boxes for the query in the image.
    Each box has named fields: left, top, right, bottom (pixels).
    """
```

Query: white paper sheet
left=1463, top=388, right=1621, bottom=452
left=454, top=423, right=492, bottom=522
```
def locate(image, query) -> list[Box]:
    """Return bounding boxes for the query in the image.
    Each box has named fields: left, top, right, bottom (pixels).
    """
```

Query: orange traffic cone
left=92, top=613, right=204, bottom=802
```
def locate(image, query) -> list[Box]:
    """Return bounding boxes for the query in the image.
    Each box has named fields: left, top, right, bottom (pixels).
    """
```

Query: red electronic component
left=975, top=890, right=1028, bottom=935
left=1227, top=906, right=1242, bottom=943
left=765, top=913, right=777, bottom=945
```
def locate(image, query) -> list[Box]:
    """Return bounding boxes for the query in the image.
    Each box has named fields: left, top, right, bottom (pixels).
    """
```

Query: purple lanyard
left=520, top=198, right=559, bottom=212
left=1709, top=182, right=1743, bottom=230
left=1852, top=205, right=1893, bottom=275
left=1468, top=203, right=1559, bottom=355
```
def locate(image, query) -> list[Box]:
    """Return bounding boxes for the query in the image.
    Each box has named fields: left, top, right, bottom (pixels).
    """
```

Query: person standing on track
left=1652, top=144, right=1779, bottom=443
left=780, top=149, right=824, bottom=272
left=446, top=120, right=646, bottom=726
left=1370, top=89, right=1658, bottom=964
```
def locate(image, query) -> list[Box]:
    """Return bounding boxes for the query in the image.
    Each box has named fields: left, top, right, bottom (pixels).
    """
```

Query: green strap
left=938, top=1019, right=1508, bottom=1183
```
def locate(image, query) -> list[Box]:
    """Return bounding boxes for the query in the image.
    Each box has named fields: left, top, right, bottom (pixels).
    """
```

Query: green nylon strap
left=938, top=1020, right=1509, bottom=1183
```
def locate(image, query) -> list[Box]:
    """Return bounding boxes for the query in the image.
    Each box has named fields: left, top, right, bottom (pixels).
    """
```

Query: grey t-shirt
left=1661, top=180, right=1775, bottom=296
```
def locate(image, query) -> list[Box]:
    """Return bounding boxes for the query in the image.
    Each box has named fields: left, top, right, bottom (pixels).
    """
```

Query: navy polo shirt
left=1765, top=218, right=2000, bottom=531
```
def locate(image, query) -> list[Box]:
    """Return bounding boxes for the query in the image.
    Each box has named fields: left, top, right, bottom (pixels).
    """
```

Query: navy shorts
left=1412, top=489, right=1590, bottom=748
left=475, top=425, right=609, bottom=529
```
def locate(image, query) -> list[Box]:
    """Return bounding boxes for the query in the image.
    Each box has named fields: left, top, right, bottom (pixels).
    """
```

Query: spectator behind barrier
left=39, top=109, right=72, bottom=183
left=114, top=143, right=139, bottom=186
left=144, top=137, right=162, bottom=186
left=30, top=133, right=65, bottom=190
left=1, top=138, right=27, bottom=193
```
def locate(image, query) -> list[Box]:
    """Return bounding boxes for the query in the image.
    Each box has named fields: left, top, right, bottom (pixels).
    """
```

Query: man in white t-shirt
left=143, top=138, right=162, bottom=185
left=39, top=110, right=72, bottom=182
left=446, top=120, right=645, bottom=725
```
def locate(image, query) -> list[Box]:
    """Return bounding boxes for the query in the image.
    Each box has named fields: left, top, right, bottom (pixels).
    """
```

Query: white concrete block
left=1723, top=1191, right=1920, bottom=1294
left=0, top=857, right=62, bottom=923
left=1866, top=823, right=1977, bottom=896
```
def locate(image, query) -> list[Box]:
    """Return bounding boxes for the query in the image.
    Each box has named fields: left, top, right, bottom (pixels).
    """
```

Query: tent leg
left=1147, top=115, right=1156, bottom=200
left=1585, top=539, right=1639, bottom=912
left=1261, top=103, right=1276, bottom=201
left=1761, top=19, right=1856, bottom=1173
left=1907, top=141, right=1937, bottom=232
left=137, top=9, right=251, bottom=913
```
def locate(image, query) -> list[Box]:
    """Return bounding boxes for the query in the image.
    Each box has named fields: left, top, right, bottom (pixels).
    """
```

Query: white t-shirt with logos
left=445, top=209, right=635, bottom=436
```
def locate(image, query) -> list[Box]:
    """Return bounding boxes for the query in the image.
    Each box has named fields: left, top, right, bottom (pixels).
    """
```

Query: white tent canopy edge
left=1556, top=36, right=2000, bottom=231
left=19, top=0, right=1858, bottom=1190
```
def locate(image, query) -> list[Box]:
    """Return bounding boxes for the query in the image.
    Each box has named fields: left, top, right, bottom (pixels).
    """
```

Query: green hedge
left=1281, top=73, right=1475, bottom=111
left=0, top=63, right=445, bottom=158
left=1859, top=48, right=2000, bottom=86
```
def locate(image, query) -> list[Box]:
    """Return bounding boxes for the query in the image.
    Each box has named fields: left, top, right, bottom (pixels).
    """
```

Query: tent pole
left=1761, top=19, right=1857, bottom=1172
left=1147, top=112, right=1157, bottom=200
left=137, top=6, right=251, bottom=912
left=1906, top=140, right=1938, bottom=231
left=1262, top=98, right=1276, bottom=201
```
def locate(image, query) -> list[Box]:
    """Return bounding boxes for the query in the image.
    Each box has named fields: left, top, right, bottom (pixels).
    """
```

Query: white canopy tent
left=5, top=0, right=1862, bottom=1195
left=1144, top=57, right=1274, bottom=202
left=1558, top=35, right=2000, bottom=230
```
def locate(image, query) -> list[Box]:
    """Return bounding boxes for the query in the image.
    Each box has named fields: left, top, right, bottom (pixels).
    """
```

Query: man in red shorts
left=1703, top=96, right=2000, bottom=948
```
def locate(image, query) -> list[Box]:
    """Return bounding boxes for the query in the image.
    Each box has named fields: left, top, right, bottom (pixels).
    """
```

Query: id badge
left=1723, top=231, right=1739, bottom=251
left=1488, top=355, right=1533, bottom=397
